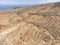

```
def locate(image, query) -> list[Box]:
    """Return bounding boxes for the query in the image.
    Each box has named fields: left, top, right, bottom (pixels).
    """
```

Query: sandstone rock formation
left=0, top=2, right=60, bottom=45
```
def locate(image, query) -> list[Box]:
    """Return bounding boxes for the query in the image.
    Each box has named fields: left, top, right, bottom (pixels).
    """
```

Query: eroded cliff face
left=0, top=2, right=60, bottom=45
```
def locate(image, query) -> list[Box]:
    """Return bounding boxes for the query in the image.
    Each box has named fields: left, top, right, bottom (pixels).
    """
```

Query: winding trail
left=0, top=24, right=20, bottom=35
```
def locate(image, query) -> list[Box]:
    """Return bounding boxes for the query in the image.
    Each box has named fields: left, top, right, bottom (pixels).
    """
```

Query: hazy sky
left=0, top=0, right=60, bottom=5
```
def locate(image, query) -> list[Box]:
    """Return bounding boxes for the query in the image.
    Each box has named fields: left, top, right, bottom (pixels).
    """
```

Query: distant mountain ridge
left=0, top=4, right=31, bottom=10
